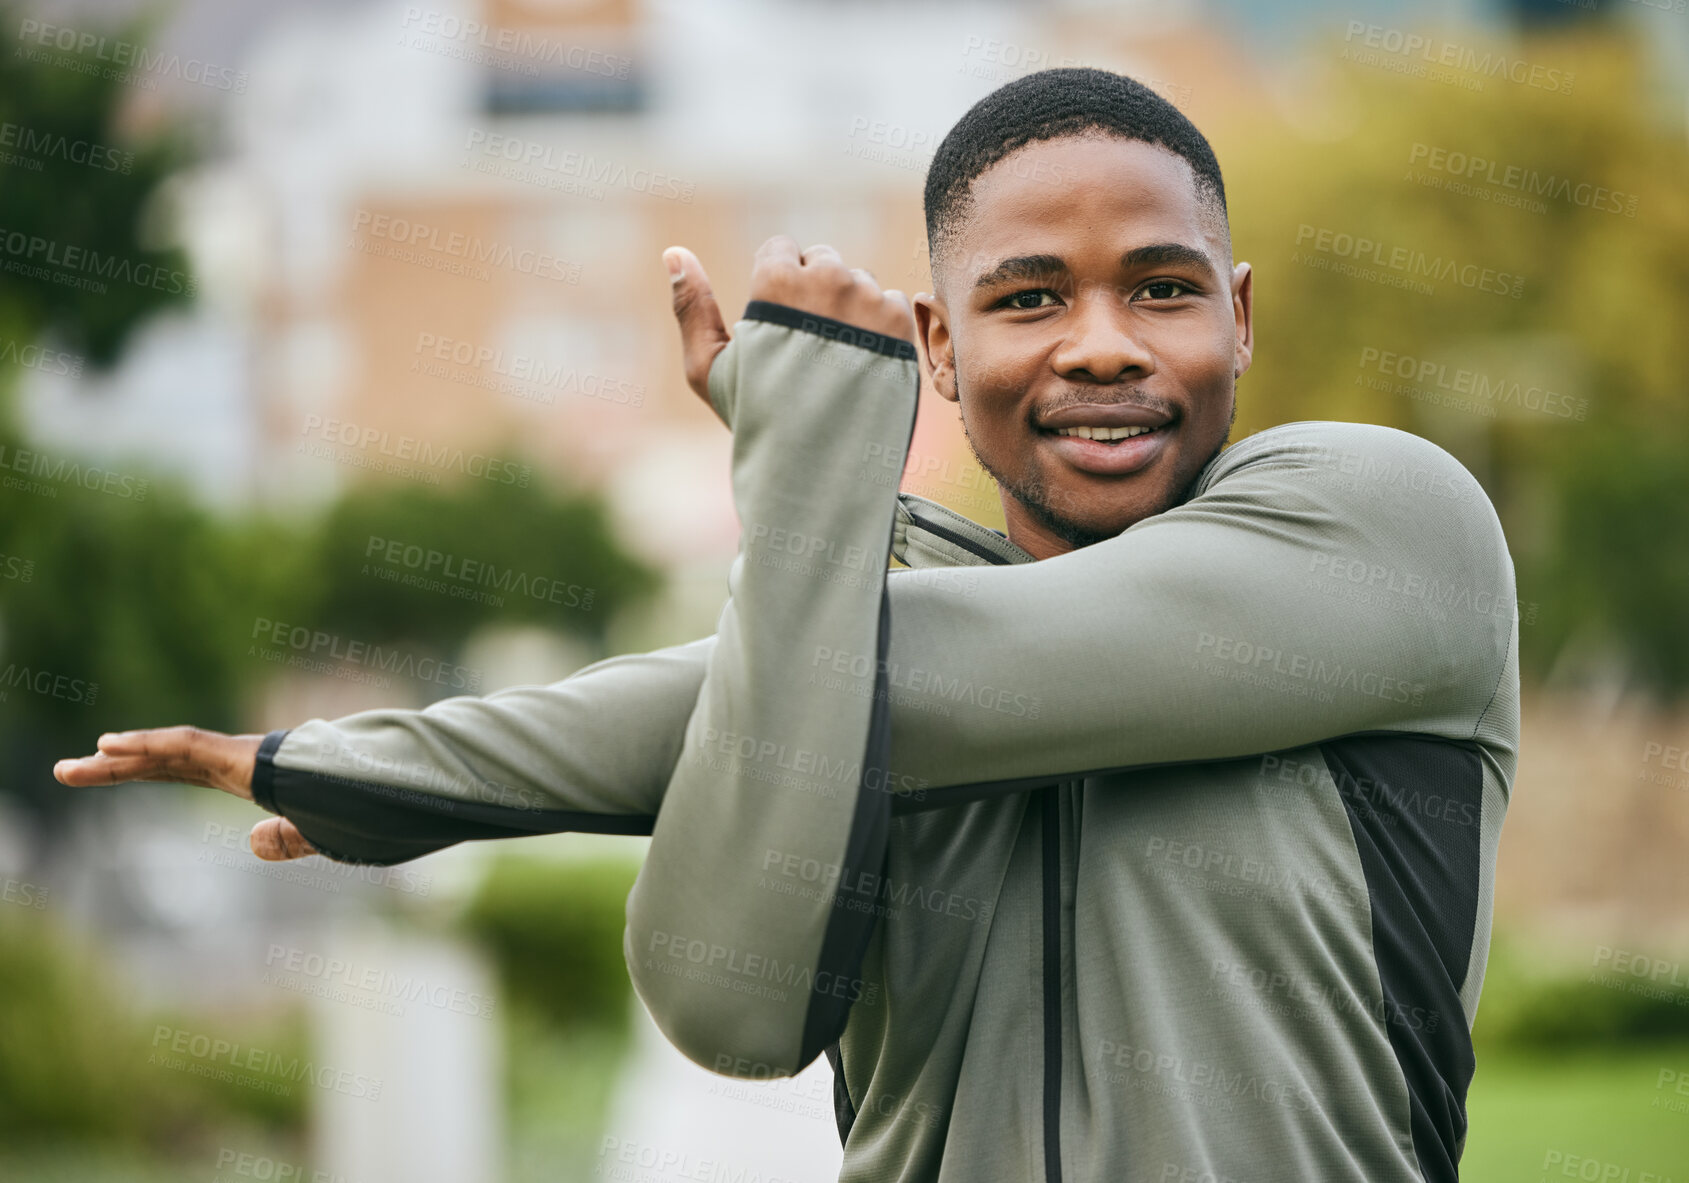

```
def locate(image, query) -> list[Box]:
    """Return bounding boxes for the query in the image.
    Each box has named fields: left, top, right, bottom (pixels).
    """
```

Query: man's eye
left=1137, top=280, right=1193, bottom=301
left=1002, top=289, right=1059, bottom=310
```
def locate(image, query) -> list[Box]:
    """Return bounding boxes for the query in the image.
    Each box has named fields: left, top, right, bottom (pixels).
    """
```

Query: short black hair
left=923, top=67, right=1229, bottom=277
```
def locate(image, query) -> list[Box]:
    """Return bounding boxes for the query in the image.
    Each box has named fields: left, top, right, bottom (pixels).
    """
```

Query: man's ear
left=1231, top=261, right=1254, bottom=380
left=913, top=292, right=958, bottom=403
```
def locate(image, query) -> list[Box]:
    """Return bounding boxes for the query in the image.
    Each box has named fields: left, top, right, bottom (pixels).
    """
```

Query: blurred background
left=0, top=0, right=1686, bottom=1179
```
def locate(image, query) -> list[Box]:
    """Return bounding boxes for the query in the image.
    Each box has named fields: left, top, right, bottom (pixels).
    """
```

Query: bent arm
left=620, top=312, right=1515, bottom=1078
left=879, top=419, right=1519, bottom=807
left=624, top=303, right=921, bottom=1079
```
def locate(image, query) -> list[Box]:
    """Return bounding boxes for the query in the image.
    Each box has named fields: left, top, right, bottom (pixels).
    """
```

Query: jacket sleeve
left=876, top=417, right=1520, bottom=809
left=622, top=300, right=922, bottom=1081
left=251, top=636, right=715, bottom=865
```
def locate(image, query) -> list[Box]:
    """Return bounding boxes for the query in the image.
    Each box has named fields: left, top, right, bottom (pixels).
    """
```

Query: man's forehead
left=938, top=135, right=1226, bottom=292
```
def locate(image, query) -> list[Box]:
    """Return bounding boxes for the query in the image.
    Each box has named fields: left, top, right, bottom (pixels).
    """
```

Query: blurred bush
left=459, top=854, right=644, bottom=1183
left=460, top=854, right=641, bottom=1033
left=1474, top=936, right=1689, bottom=1050
left=0, top=911, right=304, bottom=1149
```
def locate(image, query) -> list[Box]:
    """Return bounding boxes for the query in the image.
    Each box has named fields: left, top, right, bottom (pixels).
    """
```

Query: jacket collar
left=892, top=493, right=1037, bottom=569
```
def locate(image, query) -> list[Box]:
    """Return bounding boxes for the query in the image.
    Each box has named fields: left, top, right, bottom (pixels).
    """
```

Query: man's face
left=913, top=134, right=1254, bottom=559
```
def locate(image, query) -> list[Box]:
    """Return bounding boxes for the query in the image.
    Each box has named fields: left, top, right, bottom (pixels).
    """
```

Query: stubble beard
left=955, top=382, right=1237, bottom=552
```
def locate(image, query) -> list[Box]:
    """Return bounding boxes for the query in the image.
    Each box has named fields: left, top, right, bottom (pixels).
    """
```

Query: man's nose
left=1050, top=282, right=1154, bottom=383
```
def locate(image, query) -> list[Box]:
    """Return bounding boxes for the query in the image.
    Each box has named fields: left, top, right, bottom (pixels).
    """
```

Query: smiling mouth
left=1043, top=424, right=1163, bottom=445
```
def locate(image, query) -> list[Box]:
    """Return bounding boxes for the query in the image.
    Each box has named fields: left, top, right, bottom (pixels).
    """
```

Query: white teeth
left=1052, top=425, right=1156, bottom=440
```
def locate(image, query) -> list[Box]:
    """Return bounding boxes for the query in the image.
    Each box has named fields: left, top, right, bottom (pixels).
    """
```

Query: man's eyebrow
left=1123, top=242, right=1217, bottom=280
left=971, top=253, right=1067, bottom=291
left=970, top=244, right=1219, bottom=292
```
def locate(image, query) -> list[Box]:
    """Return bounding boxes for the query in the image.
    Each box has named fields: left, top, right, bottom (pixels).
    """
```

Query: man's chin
left=1013, top=483, right=1163, bottom=550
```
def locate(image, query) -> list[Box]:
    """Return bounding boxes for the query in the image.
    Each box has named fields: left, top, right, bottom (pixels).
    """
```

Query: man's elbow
left=621, top=923, right=807, bottom=1079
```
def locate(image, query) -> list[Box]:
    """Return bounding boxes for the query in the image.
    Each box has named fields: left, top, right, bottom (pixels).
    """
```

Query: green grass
left=1462, top=1044, right=1689, bottom=1181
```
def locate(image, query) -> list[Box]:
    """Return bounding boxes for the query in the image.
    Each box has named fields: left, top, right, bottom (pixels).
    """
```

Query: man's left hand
left=665, top=235, right=915, bottom=414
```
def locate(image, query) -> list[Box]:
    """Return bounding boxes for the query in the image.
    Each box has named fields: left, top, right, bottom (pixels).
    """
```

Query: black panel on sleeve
left=1320, top=734, right=1484, bottom=1183
left=253, top=728, right=654, bottom=867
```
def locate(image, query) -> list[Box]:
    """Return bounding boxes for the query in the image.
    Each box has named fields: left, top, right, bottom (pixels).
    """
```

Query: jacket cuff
left=707, top=300, right=917, bottom=425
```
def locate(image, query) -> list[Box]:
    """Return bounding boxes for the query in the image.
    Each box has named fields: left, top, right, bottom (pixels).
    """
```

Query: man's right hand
left=54, top=727, right=319, bottom=861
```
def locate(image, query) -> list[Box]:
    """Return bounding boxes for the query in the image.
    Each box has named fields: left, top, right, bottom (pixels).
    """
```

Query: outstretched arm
left=52, top=636, right=719, bottom=863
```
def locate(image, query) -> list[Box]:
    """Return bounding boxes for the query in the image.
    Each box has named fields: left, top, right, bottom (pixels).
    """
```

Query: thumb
left=250, top=817, right=318, bottom=861
left=664, top=246, right=730, bottom=408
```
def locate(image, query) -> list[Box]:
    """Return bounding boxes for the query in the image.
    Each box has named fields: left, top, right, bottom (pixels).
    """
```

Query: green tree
left=1222, top=27, right=1689, bottom=694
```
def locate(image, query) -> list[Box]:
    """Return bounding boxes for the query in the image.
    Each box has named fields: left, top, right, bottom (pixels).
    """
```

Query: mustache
left=1034, top=389, right=1179, bottom=416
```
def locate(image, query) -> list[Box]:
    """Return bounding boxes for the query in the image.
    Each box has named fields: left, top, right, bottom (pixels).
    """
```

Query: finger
left=882, top=288, right=914, bottom=324
left=100, top=725, right=217, bottom=788
left=250, top=817, right=318, bottom=861
left=664, top=246, right=731, bottom=399
left=53, top=751, right=212, bottom=788
left=59, top=725, right=211, bottom=786
left=800, top=243, right=844, bottom=269
left=850, top=267, right=879, bottom=286
left=97, top=724, right=199, bottom=762
left=755, top=234, right=801, bottom=268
